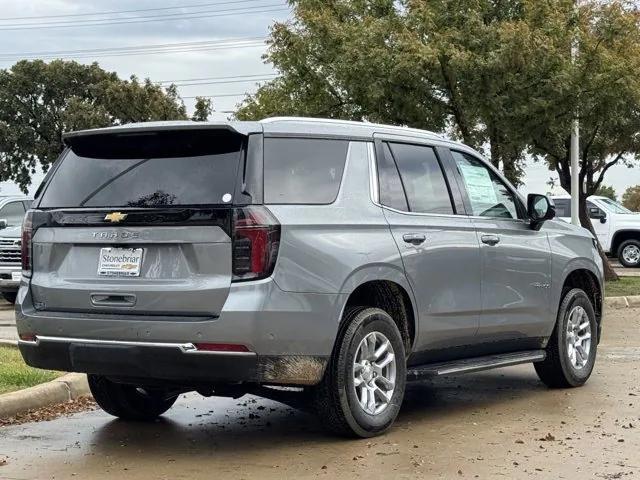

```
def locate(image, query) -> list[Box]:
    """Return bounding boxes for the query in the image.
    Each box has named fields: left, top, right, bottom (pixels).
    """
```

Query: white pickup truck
left=552, top=195, right=640, bottom=268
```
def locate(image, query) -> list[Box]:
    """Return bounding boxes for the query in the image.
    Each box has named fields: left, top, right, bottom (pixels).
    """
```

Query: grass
left=606, top=277, right=640, bottom=298
left=0, top=346, right=61, bottom=395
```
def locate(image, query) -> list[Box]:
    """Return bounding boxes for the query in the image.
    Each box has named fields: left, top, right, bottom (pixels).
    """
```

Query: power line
left=157, top=73, right=277, bottom=83
left=0, top=0, right=274, bottom=21
left=182, top=92, right=252, bottom=98
left=0, top=37, right=266, bottom=59
left=0, top=5, right=289, bottom=31
left=0, top=40, right=267, bottom=61
left=162, top=76, right=277, bottom=87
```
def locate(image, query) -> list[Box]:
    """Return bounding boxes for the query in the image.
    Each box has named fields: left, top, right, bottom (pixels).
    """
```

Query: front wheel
left=313, top=307, right=406, bottom=437
left=618, top=239, right=640, bottom=268
left=535, top=288, right=597, bottom=388
left=88, top=375, right=178, bottom=421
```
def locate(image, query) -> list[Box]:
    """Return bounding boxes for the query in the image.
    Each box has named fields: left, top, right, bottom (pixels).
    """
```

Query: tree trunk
left=578, top=195, right=619, bottom=281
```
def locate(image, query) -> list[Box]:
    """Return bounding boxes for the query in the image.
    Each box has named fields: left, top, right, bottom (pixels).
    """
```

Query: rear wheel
left=1, top=292, right=16, bottom=304
left=535, top=289, right=597, bottom=388
left=618, top=239, right=640, bottom=268
left=313, top=307, right=406, bottom=437
left=88, top=375, right=178, bottom=421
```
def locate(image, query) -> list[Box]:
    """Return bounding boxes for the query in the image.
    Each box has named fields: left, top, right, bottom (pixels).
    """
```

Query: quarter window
left=452, top=151, right=521, bottom=220
left=385, top=142, right=454, bottom=215
left=264, top=138, right=348, bottom=204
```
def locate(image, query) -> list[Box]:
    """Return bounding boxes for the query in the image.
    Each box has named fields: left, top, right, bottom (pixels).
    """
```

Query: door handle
left=403, top=233, right=427, bottom=245
left=481, top=234, right=500, bottom=246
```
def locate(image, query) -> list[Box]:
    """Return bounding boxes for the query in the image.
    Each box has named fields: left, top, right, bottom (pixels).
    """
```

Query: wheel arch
left=337, top=267, right=418, bottom=355
left=559, top=267, right=603, bottom=341
left=611, top=230, right=640, bottom=256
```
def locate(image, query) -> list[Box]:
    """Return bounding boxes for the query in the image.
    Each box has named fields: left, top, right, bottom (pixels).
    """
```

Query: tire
left=535, top=288, right=598, bottom=388
left=88, top=375, right=178, bottom=421
left=1, top=292, right=16, bottom=304
left=313, top=307, right=407, bottom=438
left=618, top=239, right=640, bottom=268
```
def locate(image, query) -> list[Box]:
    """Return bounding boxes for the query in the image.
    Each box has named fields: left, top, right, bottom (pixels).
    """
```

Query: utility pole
left=571, top=0, right=580, bottom=226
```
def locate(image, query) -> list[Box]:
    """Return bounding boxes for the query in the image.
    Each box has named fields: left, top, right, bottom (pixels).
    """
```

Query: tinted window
left=39, top=132, right=243, bottom=208
left=0, top=201, right=26, bottom=227
left=264, top=138, right=348, bottom=204
left=452, top=151, right=520, bottom=219
left=387, top=143, right=453, bottom=214
left=377, top=143, right=409, bottom=211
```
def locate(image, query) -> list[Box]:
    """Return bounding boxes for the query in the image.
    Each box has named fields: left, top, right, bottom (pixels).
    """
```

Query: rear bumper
left=19, top=336, right=259, bottom=384
left=16, top=278, right=342, bottom=385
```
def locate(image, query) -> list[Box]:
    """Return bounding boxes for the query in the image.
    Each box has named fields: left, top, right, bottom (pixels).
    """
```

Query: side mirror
left=0, top=219, right=6, bottom=229
left=589, top=207, right=607, bottom=224
left=528, top=194, right=556, bottom=231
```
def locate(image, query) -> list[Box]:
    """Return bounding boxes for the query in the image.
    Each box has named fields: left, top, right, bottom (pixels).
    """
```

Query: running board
left=406, top=350, right=546, bottom=381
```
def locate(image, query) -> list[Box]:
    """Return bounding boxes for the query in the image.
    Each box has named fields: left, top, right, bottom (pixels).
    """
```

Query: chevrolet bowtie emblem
left=104, top=212, right=128, bottom=223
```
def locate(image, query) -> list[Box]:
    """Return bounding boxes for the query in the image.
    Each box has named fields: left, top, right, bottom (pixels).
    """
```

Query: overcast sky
left=0, top=0, right=638, bottom=198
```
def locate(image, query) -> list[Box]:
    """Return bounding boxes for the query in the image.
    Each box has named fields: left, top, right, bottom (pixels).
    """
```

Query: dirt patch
left=0, top=397, right=96, bottom=427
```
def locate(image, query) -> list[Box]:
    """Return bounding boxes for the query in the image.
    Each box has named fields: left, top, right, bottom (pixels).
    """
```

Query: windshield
left=599, top=198, right=633, bottom=214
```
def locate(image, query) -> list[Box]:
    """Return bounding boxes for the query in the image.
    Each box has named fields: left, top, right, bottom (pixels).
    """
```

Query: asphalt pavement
left=0, top=307, right=638, bottom=479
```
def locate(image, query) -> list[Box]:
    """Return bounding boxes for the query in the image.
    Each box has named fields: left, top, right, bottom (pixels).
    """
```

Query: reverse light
left=232, top=206, right=280, bottom=282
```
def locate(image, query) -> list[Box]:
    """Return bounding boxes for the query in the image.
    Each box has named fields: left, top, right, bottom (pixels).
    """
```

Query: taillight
left=232, top=206, right=280, bottom=282
left=21, top=210, right=34, bottom=277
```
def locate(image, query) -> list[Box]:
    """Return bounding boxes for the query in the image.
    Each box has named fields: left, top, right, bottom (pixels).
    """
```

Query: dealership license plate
left=97, top=248, right=143, bottom=277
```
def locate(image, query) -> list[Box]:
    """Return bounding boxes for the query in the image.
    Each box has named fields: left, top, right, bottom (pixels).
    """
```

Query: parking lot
left=0, top=306, right=637, bottom=479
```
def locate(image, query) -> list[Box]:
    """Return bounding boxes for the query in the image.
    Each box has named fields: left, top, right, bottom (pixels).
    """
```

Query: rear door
left=30, top=128, right=247, bottom=317
left=375, top=138, right=481, bottom=353
left=448, top=150, right=552, bottom=342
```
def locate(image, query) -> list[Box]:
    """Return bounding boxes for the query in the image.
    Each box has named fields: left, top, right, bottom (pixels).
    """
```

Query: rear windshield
left=39, top=130, right=244, bottom=208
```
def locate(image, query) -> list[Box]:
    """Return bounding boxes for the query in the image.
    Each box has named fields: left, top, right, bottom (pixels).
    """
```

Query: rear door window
left=39, top=130, right=244, bottom=208
left=386, top=142, right=454, bottom=215
left=264, top=138, right=348, bottom=204
left=377, top=143, right=409, bottom=211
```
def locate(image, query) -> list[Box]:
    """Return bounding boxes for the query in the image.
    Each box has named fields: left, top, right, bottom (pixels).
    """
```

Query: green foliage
left=0, top=346, right=60, bottom=395
left=237, top=0, right=639, bottom=194
left=622, top=185, right=640, bottom=212
left=192, top=97, right=213, bottom=121
left=0, top=60, right=188, bottom=191
left=595, top=185, right=617, bottom=201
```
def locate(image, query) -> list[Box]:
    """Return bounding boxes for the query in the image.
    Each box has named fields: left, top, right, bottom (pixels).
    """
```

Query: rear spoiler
left=62, top=121, right=263, bottom=146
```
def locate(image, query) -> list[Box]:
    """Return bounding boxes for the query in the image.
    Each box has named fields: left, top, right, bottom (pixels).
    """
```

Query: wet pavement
left=0, top=308, right=639, bottom=479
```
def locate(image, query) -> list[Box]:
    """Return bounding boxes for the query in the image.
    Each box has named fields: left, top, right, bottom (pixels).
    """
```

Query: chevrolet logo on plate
left=104, top=212, right=128, bottom=223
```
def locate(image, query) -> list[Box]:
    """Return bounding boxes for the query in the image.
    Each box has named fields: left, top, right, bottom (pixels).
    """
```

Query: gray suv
left=16, top=118, right=603, bottom=437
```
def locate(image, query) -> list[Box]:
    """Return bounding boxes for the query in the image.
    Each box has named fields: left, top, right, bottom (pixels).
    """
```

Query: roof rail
left=260, top=116, right=445, bottom=139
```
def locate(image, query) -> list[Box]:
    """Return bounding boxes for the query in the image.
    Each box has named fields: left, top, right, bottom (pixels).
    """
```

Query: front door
left=375, top=140, right=481, bottom=353
left=449, top=150, right=552, bottom=344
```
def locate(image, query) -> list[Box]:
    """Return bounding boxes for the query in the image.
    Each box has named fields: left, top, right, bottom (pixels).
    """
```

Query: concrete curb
left=0, top=339, right=18, bottom=348
left=0, top=373, right=91, bottom=419
left=604, top=295, right=640, bottom=309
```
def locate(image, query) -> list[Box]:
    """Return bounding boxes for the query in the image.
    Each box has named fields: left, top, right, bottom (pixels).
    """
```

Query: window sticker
left=458, top=164, right=497, bottom=206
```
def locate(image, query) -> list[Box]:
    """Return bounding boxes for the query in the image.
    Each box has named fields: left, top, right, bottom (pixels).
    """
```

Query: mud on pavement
left=0, top=308, right=639, bottom=480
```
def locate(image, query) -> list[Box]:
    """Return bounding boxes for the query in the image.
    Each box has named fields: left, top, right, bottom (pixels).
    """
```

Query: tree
left=0, top=59, right=188, bottom=191
left=527, top=1, right=640, bottom=280
left=595, top=185, right=617, bottom=201
left=236, top=0, right=567, bottom=186
left=623, top=185, right=640, bottom=212
left=192, top=97, right=213, bottom=121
